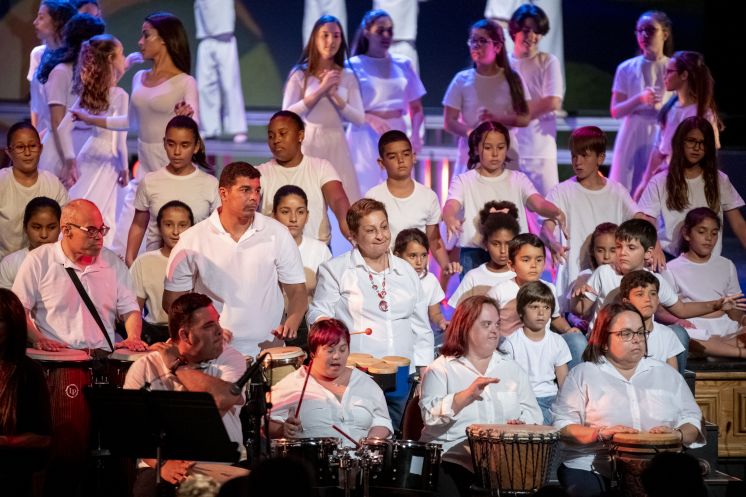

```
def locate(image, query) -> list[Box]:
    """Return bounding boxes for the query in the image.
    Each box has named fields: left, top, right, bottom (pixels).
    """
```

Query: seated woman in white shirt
left=552, top=302, right=704, bottom=497
left=308, top=198, right=433, bottom=431
left=420, top=295, right=542, bottom=497
left=269, top=318, right=392, bottom=444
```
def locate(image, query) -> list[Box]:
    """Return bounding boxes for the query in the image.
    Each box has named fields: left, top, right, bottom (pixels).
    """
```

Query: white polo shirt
left=12, top=241, right=139, bottom=349
left=165, top=210, right=306, bottom=357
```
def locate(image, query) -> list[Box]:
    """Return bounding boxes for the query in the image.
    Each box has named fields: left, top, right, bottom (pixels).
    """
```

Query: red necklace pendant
left=379, top=300, right=389, bottom=312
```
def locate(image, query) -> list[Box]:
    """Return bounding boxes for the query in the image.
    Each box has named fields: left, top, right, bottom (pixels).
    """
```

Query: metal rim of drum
left=262, top=347, right=306, bottom=366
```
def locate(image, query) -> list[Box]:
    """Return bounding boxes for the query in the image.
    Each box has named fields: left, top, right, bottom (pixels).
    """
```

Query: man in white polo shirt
left=12, top=199, right=146, bottom=352
left=163, top=162, right=307, bottom=357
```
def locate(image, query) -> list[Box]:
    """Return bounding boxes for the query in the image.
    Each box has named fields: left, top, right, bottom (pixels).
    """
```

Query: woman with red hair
left=269, top=318, right=392, bottom=445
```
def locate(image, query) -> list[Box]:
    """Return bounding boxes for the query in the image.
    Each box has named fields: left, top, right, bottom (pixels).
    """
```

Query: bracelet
left=169, top=356, right=187, bottom=375
left=675, top=427, right=684, bottom=442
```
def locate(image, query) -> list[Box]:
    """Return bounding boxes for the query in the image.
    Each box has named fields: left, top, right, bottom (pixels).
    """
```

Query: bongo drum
left=346, top=352, right=374, bottom=368
left=362, top=438, right=442, bottom=492
left=382, top=356, right=411, bottom=397
left=261, top=346, right=306, bottom=386
left=611, top=432, right=682, bottom=497
left=271, top=437, right=340, bottom=487
left=107, top=349, right=150, bottom=388
left=467, top=424, right=560, bottom=495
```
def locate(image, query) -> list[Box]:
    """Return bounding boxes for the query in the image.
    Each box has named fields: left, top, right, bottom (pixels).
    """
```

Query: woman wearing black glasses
left=552, top=302, right=704, bottom=497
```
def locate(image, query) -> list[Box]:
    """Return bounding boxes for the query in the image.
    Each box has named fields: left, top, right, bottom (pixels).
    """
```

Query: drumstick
left=350, top=328, right=373, bottom=336
left=295, top=359, right=313, bottom=419
left=332, top=424, right=361, bottom=448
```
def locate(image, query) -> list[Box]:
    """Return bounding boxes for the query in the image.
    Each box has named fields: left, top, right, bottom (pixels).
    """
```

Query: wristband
left=169, top=356, right=187, bottom=375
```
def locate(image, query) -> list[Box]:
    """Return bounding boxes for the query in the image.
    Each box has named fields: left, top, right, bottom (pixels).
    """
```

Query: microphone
left=230, top=351, right=269, bottom=396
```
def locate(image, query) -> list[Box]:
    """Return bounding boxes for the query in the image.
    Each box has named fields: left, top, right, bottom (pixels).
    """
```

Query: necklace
left=366, top=259, right=389, bottom=312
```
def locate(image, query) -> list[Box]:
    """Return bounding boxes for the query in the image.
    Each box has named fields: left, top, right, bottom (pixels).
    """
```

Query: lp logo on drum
left=65, top=383, right=81, bottom=399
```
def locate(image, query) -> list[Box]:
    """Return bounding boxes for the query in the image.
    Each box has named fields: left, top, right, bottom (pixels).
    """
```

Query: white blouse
left=419, top=352, right=543, bottom=470
left=282, top=68, right=365, bottom=128
left=270, top=367, right=393, bottom=446
left=552, top=357, right=704, bottom=476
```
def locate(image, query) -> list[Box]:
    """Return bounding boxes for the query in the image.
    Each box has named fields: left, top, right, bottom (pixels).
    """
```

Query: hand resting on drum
left=153, top=459, right=195, bottom=485
left=648, top=424, right=700, bottom=444
left=452, top=376, right=500, bottom=415
left=31, top=336, right=69, bottom=352
left=116, top=337, right=148, bottom=352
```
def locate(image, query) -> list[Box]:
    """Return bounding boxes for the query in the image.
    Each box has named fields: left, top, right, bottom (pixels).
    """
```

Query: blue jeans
left=561, top=331, right=588, bottom=370
left=536, top=395, right=556, bottom=424
left=668, top=324, right=690, bottom=374
left=557, top=464, right=611, bottom=497
left=459, top=247, right=489, bottom=280
left=385, top=373, right=416, bottom=433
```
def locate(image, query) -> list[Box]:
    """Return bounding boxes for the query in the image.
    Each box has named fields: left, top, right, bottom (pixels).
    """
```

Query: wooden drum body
left=611, top=432, right=682, bottom=497
left=261, top=346, right=306, bottom=386
left=467, top=424, right=560, bottom=496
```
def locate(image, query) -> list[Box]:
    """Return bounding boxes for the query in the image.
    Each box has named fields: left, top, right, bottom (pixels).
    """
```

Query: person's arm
left=451, top=377, right=501, bottom=416
left=116, top=310, right=147, bottom=351
left=555, top=363, right=569, bottom=389
left=409, top=98, right=425, bottom=152
left=174, top=367, right=242, bottom=414
left=332, top=71, right=365, bottom=125
left=24, top=308, right=67, bottom=351
left=610, top=89, right=659, bottom=119
left=321, top=180, right=351, bottom=241
left=425, top=224, right=460, bottom=275
left=367, top=426, right=391, bottom=439
left=666, top=296, right=746, bottom=319
left=162, top=289, right=188, bottom=314
left=126, top=210, right=150, bottom=267
left=275, top=283, right=308, bottom=339
left=561, top=424, right=640, bottom=446
left=307, top=262, right=341, bottom=324
left=442, top=199, right=463, bottom=243
left=283, top=70, right=334, bottom=116
left=725, top=208, right=746, bottom=250
left=527, top=194, right=567, bottom=238
left=443, top=106, right=470, bottom=138
left=136, top=297, right=146, bottom=311
left=479, top=108, right=530, bottom=128
left=634, top=150, right=666, bottom=201
left=428, top=303, right=448, bottom=331
left=540, top=218, right=568, bottom=266
left=528, top=96, right=562, bottom=120
left=551, top=315, right=580, bottom=334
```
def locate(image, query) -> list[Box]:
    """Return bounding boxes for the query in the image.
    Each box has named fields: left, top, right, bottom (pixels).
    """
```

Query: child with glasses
left=636, top=116, right=745, bottom=266
left=0, top=122, right=68, bottom=259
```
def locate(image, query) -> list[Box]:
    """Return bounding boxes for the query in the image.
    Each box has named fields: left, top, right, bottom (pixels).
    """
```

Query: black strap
left=65, top=267, right=115, bottom=352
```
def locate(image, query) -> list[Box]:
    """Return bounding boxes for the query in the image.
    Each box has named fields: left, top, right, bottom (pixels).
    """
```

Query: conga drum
left=261, top=346, right=306, bottom=385
left=467, top=424, right=560, bottom=495
left=366, top=362, right=398, bottom=393
left=611, top=432, right=682, bottom=497
left=107, top=349, right=150, bottom=387
left=382, top=356, right=411, bottom=397
left=346, top=352, right=374, bottom=368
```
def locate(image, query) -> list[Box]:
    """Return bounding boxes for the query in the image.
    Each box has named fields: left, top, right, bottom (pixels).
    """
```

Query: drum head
left=612, top=432, right=682, bottom=453
left=26, top=347, right=91, bottom=362
left=109, top=349, right=150, bottom=362
left=382, top=356, right=411, bottom=367
left=355, top=357, right=384, bottom=369
left=262, top=346, right=305, bottom=361
left=368, top=363, right=398, bottom=375
left=467, top=424, right=559, bottom=440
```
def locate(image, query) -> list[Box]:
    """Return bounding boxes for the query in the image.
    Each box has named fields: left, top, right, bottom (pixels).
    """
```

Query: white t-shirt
left=270, top=367, right=393, bottom=446
left=12, top=242, right=139, bottom=349
left=447, top=168, right=538, bottom=247
left=546, top=177, right=637, bottom=309
left=165, top=210, right=306, bottom=357
left=662, top=254, right=742, bottom=338
left=129, top=249, right=169, bottom=325
left=373, top=0, right=418, bottom=41
left=348, top=54, right=425, bottom=112
left=257, top=156, right=341, bottom=244
left=647, top=321, right=685, bottom=363
left=486, top=278, right=561, bottom=337
left=134, top=166, right=220, bottom=251
left=637, top=170, right=744, bottom=255
left=420, top=271, right=445, bottom=307
left=0, top=247, right=29, bottom=290
left=502, top=328, right=572, bottom=397
left=509, top=52, right=564, bottom=159
left=657, top=103, right=720, bottom=160
left=448, top=264, right=515, bottom=308
left=442, top=67, right=530, bottom=170
left=123, top=347, right=246, bottom=448
left=365, top=180, right=441, bottom=248
left=298, top=236, right=332, bottom=300
left=0, top=168, right=68, bottom=258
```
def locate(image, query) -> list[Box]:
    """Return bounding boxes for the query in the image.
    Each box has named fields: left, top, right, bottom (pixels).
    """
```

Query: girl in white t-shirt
left=130, top=200, right=194, bottom=344
left=443, top=18, right=530, bottom=177
left=442, top=121, right=566, bottom=275
left=448, top=201, right=519, bottom=308
left=637, top=117, right=746, bottom=263
left=663, top=208, right=745, bottom=359
left=635, top=51, right=722, bottom=199
left=125, top=116, right=219, bottom=267
left=393, top=228, right=447, bottom=335
left=273, top=185, right=332, bottom=350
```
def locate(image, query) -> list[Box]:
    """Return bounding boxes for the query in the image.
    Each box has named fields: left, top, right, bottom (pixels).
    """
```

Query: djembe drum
left=611, top=432, right=682, bottom=497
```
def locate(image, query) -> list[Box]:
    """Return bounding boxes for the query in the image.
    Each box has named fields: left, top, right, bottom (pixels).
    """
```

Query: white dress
left=609, top=55, right=671, bottom=191
left=66, top=87, right=129, bottom=250
left=283, top=68, right=365, bottom=201
left=346, top=54, right=426, bottom=195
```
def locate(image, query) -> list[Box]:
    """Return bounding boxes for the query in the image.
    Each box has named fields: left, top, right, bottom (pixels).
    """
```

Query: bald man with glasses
left=12, top=199, right=147, bottom=352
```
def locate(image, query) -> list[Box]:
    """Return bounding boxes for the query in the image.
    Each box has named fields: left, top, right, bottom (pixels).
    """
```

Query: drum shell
left=106, top=351, right=149, bottom=388
left=262, top=347, right=306, bottom=386
left=271, top=437, right=340, bottom=487
left=612, top=433, right=682, bottom=497
left=382, top=356, right=411, bottom=398
left=362, top=439, right=442, bottom=491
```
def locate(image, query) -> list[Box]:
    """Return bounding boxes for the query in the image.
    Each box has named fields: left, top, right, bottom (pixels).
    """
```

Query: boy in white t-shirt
left=366, top=130, right=460, bottom=277
left=541, top=126, right=636, bottom=312
left=620, top=270, right=685, bottom=371
left=502, top=281, right=571, bottom=424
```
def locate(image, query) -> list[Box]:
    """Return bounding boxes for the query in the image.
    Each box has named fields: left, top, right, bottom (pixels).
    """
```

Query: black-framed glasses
left=467, top=37, right=496, bottom=48
left=683, top=138, right=706, bottom=150
left=67, top=223, right=110, bottom=238
left=11, top=143, right=40, bottom=154
left=610, top=328, right=650, bottom=342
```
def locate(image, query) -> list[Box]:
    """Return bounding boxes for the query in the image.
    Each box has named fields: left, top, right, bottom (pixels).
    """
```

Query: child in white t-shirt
left=662, top=208, right=745, bottom=359
left=541, top=126, right=636, bottom=312
left=448, top=200, right=519, bottom=308
left=502, top=281, right=570, bottom=424
left=442, top=121, right=566, bottom=276
left=620, top=270, right=685, bottom=370
left=394, top=229, right=447, bottom=341
left=130, top=200, right=194, bottom=344
left=366, top=130, right=460, bottom=277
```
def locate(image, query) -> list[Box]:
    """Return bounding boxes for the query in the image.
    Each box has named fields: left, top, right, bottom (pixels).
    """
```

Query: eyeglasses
left=636, top=26, right=660, bottom=36
left=467, top=37, right=496, bottom=48
left=67, top=223, right=110, bottom=238
left=11, top=143, right=40, bottom=154
left=683, top=138, right=706, bottom=150
left=610, top=328, right=650, bottom=342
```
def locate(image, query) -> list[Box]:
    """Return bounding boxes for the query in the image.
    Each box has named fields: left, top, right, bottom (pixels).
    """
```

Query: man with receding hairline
left=12, top=199, right=146, bottom=352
